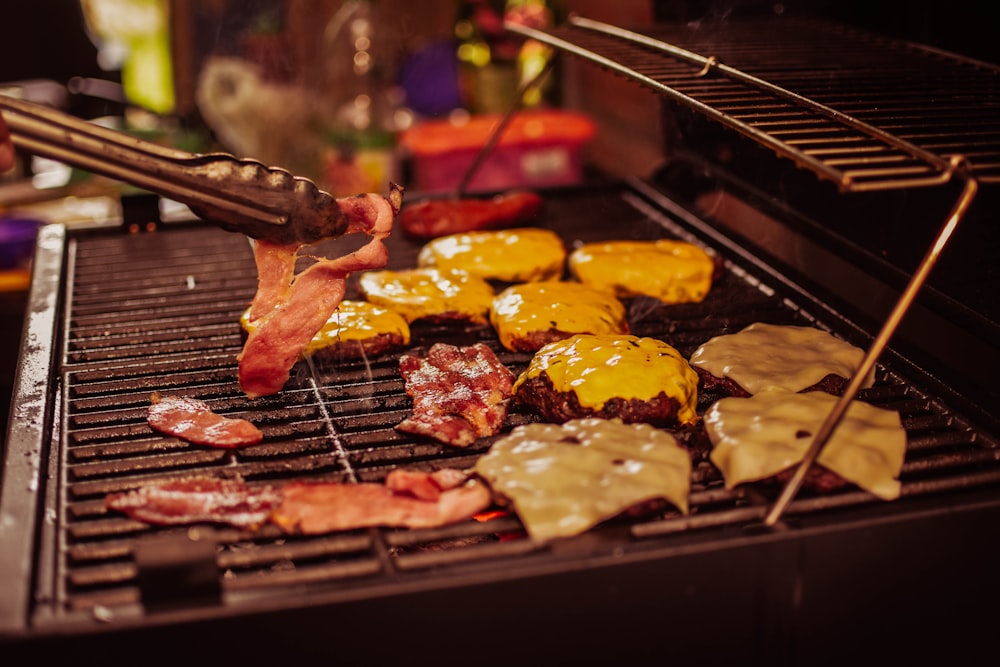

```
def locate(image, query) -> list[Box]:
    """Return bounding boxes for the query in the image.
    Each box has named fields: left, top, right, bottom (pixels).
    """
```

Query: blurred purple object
left=398, top=41, right=463, bottom=118
left=0, top=216, right=46, bottom=270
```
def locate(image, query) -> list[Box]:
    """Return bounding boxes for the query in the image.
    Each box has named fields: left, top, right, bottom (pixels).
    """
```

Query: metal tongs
left=0, top=94, right=352, bottom=246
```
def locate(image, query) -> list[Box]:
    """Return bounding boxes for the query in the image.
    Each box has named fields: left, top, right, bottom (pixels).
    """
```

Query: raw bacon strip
left=238, top=191, right=399, bottom=398
left=147, top=393, right=263, bottom=448
left=396, top=343, right=516, bottom=447
left=105, top=477, right=282, bottom=528
left=271, top=472, right=492, bottom=534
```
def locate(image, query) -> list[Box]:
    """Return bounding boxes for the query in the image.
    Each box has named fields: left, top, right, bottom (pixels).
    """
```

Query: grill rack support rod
left=763, top=156, right=979, bottom=527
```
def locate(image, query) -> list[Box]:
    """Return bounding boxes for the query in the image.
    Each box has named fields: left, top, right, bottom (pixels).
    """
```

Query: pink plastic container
left=400, top=109, right=597, bottom=194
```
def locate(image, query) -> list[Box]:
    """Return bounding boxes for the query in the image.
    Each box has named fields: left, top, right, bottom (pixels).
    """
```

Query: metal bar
left=455, top=51, right=557, bottom=197
left=763, top=157, right=979, bottom=527
left=504, top=16, right=976, bottom=192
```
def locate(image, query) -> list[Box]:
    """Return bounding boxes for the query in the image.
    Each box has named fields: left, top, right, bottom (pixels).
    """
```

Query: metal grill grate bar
left=508, top=15, right=999, bottom=188
left=36, top=189, right=998, bottom=623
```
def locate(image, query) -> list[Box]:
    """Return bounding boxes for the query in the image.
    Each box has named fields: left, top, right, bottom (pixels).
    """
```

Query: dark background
left=652, top=0, right=1000, bottom=65
left=0, top=2, right=106, bottom=85
left=1, top=1, right=998, bottom=89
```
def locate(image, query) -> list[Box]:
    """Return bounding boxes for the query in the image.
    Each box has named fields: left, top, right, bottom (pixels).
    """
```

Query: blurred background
left=1, top=0, right=996, bottom=432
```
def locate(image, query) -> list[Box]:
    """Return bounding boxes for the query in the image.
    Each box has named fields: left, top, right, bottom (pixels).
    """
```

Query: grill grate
left=20, top=185, right=992, bottom=624
left=508, top=16, right=1000, bottom=190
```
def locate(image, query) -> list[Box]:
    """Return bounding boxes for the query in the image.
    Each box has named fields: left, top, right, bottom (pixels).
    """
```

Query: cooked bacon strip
left=396, top=343, right=516, bottom=447
left=238, top=191, right=399, bottom=398
left=399, top=191, right=543, bottom=240
left=383, top=467, right=470, bottom=501
left=271, top=471, right=492, bottom=534
left=248, top=239, right=298, bottom=321
left=146, top=393, right=263, bottom=447
left=105, top=477, right=281, bottom=528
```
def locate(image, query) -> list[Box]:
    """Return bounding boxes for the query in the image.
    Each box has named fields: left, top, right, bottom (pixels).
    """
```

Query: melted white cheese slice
left=475, top=418, right=691, bottom=543
left=689, top=322, right=876, bottom=394
left=704, top=389, right=906, bottom=500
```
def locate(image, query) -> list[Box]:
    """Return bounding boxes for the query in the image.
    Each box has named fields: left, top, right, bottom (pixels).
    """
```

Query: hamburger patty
left=515, top=371, right=691, bottom=428
left=694, top=367, right=852, bottom=399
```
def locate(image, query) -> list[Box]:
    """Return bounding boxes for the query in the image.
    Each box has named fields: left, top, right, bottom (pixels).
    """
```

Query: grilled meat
left=475, top=418, right=691, bottom=543
left=689, top=322, right=874, bottom=396
left=704, top=389, right=906, bottom=500
left=490, top=281, right=628, bottom=353
left=241, top=299, right=410, bottom=363
left=568, top=239, right=717, bottom=303
left=359, top=267, right=495, bottom=325
left=695, top=367, right=852, bottom=399
left=398, top=191, right=543, bottom=240
left=397, top=342, right=516, bottom=447
left=146, top=393, right=263, bottom=448
left=106, top=477, right=281, bottom=528
left=416, top=227, right=566, bottom=283
left=513, top=334, right=700, bottom=428
left=238, top=190, right=400, bottom=398
left=271, top=469, right=492, bottom=534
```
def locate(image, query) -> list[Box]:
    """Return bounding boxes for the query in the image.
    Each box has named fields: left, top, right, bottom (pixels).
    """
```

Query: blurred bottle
left=508, top=0, right=558, bottom=108
left=320, top=0, right=407, bottom=198
left=79, top=0, right=175, bottom=115
left=454, top=0, right=556, bottom=114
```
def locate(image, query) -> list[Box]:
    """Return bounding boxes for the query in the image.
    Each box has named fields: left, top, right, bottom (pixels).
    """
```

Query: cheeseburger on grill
left=689, top=321, right=876, bottom=397
left=241, top=299, right=410, bottom=362
left=417, top=227, right=567, bottom=283
left=568, top=239, right=717, bottom=303
left=513, top=333, right=699, bottom=428
left=490, top=281, right=628, bottom=353
left=358, top=267, right=495, bottom=325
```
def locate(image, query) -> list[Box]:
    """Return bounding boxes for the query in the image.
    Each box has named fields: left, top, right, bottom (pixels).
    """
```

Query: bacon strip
left=248, top=239, right=298, bottom=321
left=396, top=343, right=516, bottom=447
left=271, top=472, right=492, bottom=534
left=238, top=191, right=399, bottom=397
left=383, top=467, right=471, bottom=501
left=147, top=393, right=263, bottom=447
left=105, top=469, right=491, bottom=534
left=398, top=191, right=543, bottom=240
left=105, top=477, right=281, bottom=528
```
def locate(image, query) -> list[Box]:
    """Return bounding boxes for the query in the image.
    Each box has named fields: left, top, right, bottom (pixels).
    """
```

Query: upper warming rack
left=506, top=15, right=1000, bottom=191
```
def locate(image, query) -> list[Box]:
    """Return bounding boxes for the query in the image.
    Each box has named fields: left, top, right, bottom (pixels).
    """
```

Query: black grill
left=5, top=14, right=1000, bottom=666
left=4, top=182, right=1000, bottom=665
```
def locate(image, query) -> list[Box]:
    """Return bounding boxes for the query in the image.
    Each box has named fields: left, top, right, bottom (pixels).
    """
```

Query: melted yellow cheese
left=417, top=227, right=566, bottom=283
left=514, top=334, right=700, bottom=426
left=358, top=267, right=495, bottom=324
left=490, top=281, right=628, bottom=351
left=568, top=239, right=715, bottom=303
left=474, top=418, right=691, bottom=542
left=689, top=322, right=875, bottom=394
left=704, top=388, right=906, bottom=500
left=241, top=299, right=410, bottom=353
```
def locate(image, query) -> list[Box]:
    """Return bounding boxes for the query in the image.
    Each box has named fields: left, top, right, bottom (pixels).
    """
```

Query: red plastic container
left=399, top=109, right=596, bottom=194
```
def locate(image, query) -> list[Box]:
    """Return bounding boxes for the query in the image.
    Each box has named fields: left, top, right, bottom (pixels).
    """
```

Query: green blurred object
left=80, top=0, right=175, bottom=114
